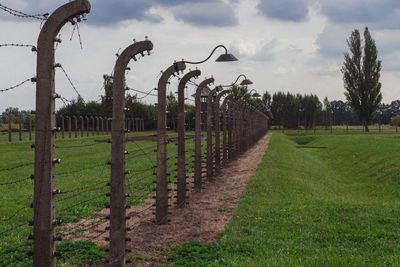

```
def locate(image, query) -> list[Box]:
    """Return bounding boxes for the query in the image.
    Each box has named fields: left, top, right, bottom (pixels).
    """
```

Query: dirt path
left=64, top=133, right=271, bottom=266
left=125, top=133, right=271, bottom=265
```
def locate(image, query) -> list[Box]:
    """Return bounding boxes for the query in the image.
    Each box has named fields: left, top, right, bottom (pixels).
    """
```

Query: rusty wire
left=0, top=78, right=33, bottom=93
left=58, top=65, right=85, bottom=102
left=0, top=43, right=37, bottom=51
left=126, top=87, right=157, bottom=97
left=0, top=4, right=48, bottom=20
left=0, top=162, right=33, bottom=172
left=0, top=176, right=31, bottom=186
left=0, top=206, right=30, bottom=222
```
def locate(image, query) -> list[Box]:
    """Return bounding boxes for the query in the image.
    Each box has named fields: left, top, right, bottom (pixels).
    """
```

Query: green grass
left=0, top=130, right=203, bottom=266
left=274, top=124, right=399, bottom=136
left=167, top=133, right=400, bottom=266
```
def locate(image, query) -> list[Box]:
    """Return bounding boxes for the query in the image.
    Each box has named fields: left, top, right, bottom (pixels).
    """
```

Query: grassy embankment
left=166, top=133, right=400, bottom=266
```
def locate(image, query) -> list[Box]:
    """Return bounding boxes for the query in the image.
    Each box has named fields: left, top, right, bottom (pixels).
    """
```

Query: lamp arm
left=219, top=74, right=247, bottom=87
left=181, top=45, right=228, bottom=65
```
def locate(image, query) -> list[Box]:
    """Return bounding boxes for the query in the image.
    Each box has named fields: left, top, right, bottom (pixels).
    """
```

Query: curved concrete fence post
left=67, top=116, right=71, bottom=138
left=91, top=116, right=94, bottom=136
left=176, top=69, right=201, bottom=208
left=80, top=116, right=84, bottom=137
left=85, top=116, right=89, bottom=137
left=33, top=1, right=91, bottom=266
left=155, top=62, right=186, bottom=225
left=96, top=116, right=99, bottom=136
left=110, top=39, right=153, bottom=265
left=221, top=94, right=233, bottom=165
left=73, top=115, right=78, bottom=138
left=61, top=116, right=65, bottom=139
left=206, top=86, right=219, bottom=181
left=214, top=89, right=230, bottom=172
left=194, top=78, right=214, bottom=192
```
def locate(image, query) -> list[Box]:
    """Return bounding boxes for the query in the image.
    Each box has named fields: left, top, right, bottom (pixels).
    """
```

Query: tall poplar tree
left=341, top=27, right=382, bottom=132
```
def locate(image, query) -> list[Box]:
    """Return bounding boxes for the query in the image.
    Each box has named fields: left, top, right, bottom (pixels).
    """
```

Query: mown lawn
left=167, top=133, right=400, bottom=266
left=0, top=131, right=201, bottom=266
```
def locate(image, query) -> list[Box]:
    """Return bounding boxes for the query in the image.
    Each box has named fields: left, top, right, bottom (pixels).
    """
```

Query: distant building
left=192, top=86, right=215, bottom=130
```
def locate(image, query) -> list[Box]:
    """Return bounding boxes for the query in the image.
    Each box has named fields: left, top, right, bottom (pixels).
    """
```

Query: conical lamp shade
left=240, top=79, right=253, bottom=85
left=215, top=53, right=238, bottom=62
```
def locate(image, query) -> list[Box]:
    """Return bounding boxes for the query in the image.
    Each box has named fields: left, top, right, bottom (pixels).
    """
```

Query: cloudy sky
left=0, top=0, right=399, bottom=112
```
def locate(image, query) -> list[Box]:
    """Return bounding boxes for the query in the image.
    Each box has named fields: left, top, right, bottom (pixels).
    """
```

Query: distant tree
left=323, top=97, right=332, bottom=129
left=1, top=107, right=20, bottom=123
left=341, top=27, right=382, bottom=132
left=300, top=94, right=321, bottom=129
left=262, top=91, right=271, bottom=108
left=231, top=85, right=249, bottom=100
left=166, top=91, right=178, bottom=130
left=391, top=115, right=400, bottom=126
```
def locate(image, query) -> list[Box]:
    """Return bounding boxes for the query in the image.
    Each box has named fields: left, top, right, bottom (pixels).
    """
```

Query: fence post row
left=206, top=86, right=219, bottom=181
left=8, top=115, right=11, bottom=142
left=73, top=115, right=77, bottom=138
left=33, top=1, right=91, bottom=266
left=155, top=62, right=186, bottom=225
left=85, top=116, right=89, bottom=137
left=214, top=89, right=230, bottom=172
left=80, top=116, right=84, bottom=137
left=67, top=116, right=71, bottom=138
left=222, top=94, right=233, bottom=165
left=109, top=39, right=153, bottom=266
left=19, top=115, right=22, bottom=141
left=176, top=69, right=201, bottom=208
left=194, top=78, right=214, bottom=192
left=91, top=116, right=94, bottom=136
left=61, top=116, right=65, bottom=139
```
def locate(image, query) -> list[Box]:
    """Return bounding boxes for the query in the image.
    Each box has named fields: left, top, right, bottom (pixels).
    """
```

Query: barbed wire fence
left=0, top=2, right=269, bottom=267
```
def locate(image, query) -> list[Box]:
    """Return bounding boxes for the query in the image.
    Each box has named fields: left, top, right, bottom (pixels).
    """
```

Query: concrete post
left=110, top=40, right=153, bottom=266
left=155, top=62, right=186, bottom=224
left=85, top=116, right=89, bottom=137
left=67, top=116, right=71, bottom=139
left=91, top=116, right=94, bottom=136
left=222, top=94, right=233, bottom=165
left=33, top=1, right=91, bottom=266
left=214, top=89, right=230, bottom=172
left=61, top=116, right=65, bottom=139
left=176, top=70, right=200, bottom=208
left=80, top=116, right=84, bottom=137
left=8, top=115, right=11, bottom=142
left=19, top=116, right=22, bottom=141
left=194, top=78, right=214, bottom=192
left=206, top=87, right=219, bottom=181
left=96, top=116, right=99, bottom=136
left=73, top=115, right=78, bottom=138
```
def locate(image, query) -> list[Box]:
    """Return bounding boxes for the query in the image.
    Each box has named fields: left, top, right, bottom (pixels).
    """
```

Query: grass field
left=166, top=132, right=400, bottom=266
left=0, top=131, right=202, bottom=266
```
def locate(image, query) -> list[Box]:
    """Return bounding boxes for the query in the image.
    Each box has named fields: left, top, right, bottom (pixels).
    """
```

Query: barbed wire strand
left=76, top=23, right=83, bottom=49
left=58, top=65, right=85, bottom=102
left=126, top=87, right=157, bottom=97
left=0, top=78, right=33, bottom=93
left=0, top=222, right=27, bottom=237
left=0, top=206, right=30, bottom=222
left=0, top=176, right=31, bottom=187
left=0, top=43, right=37, bottom=51
left=0, top=4, right=47, bottom=20
left=0, top=162, right=33, bottom=172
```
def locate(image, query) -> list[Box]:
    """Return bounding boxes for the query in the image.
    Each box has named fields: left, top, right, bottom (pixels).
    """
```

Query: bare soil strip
left=64, top=133, right=271, bottom=266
